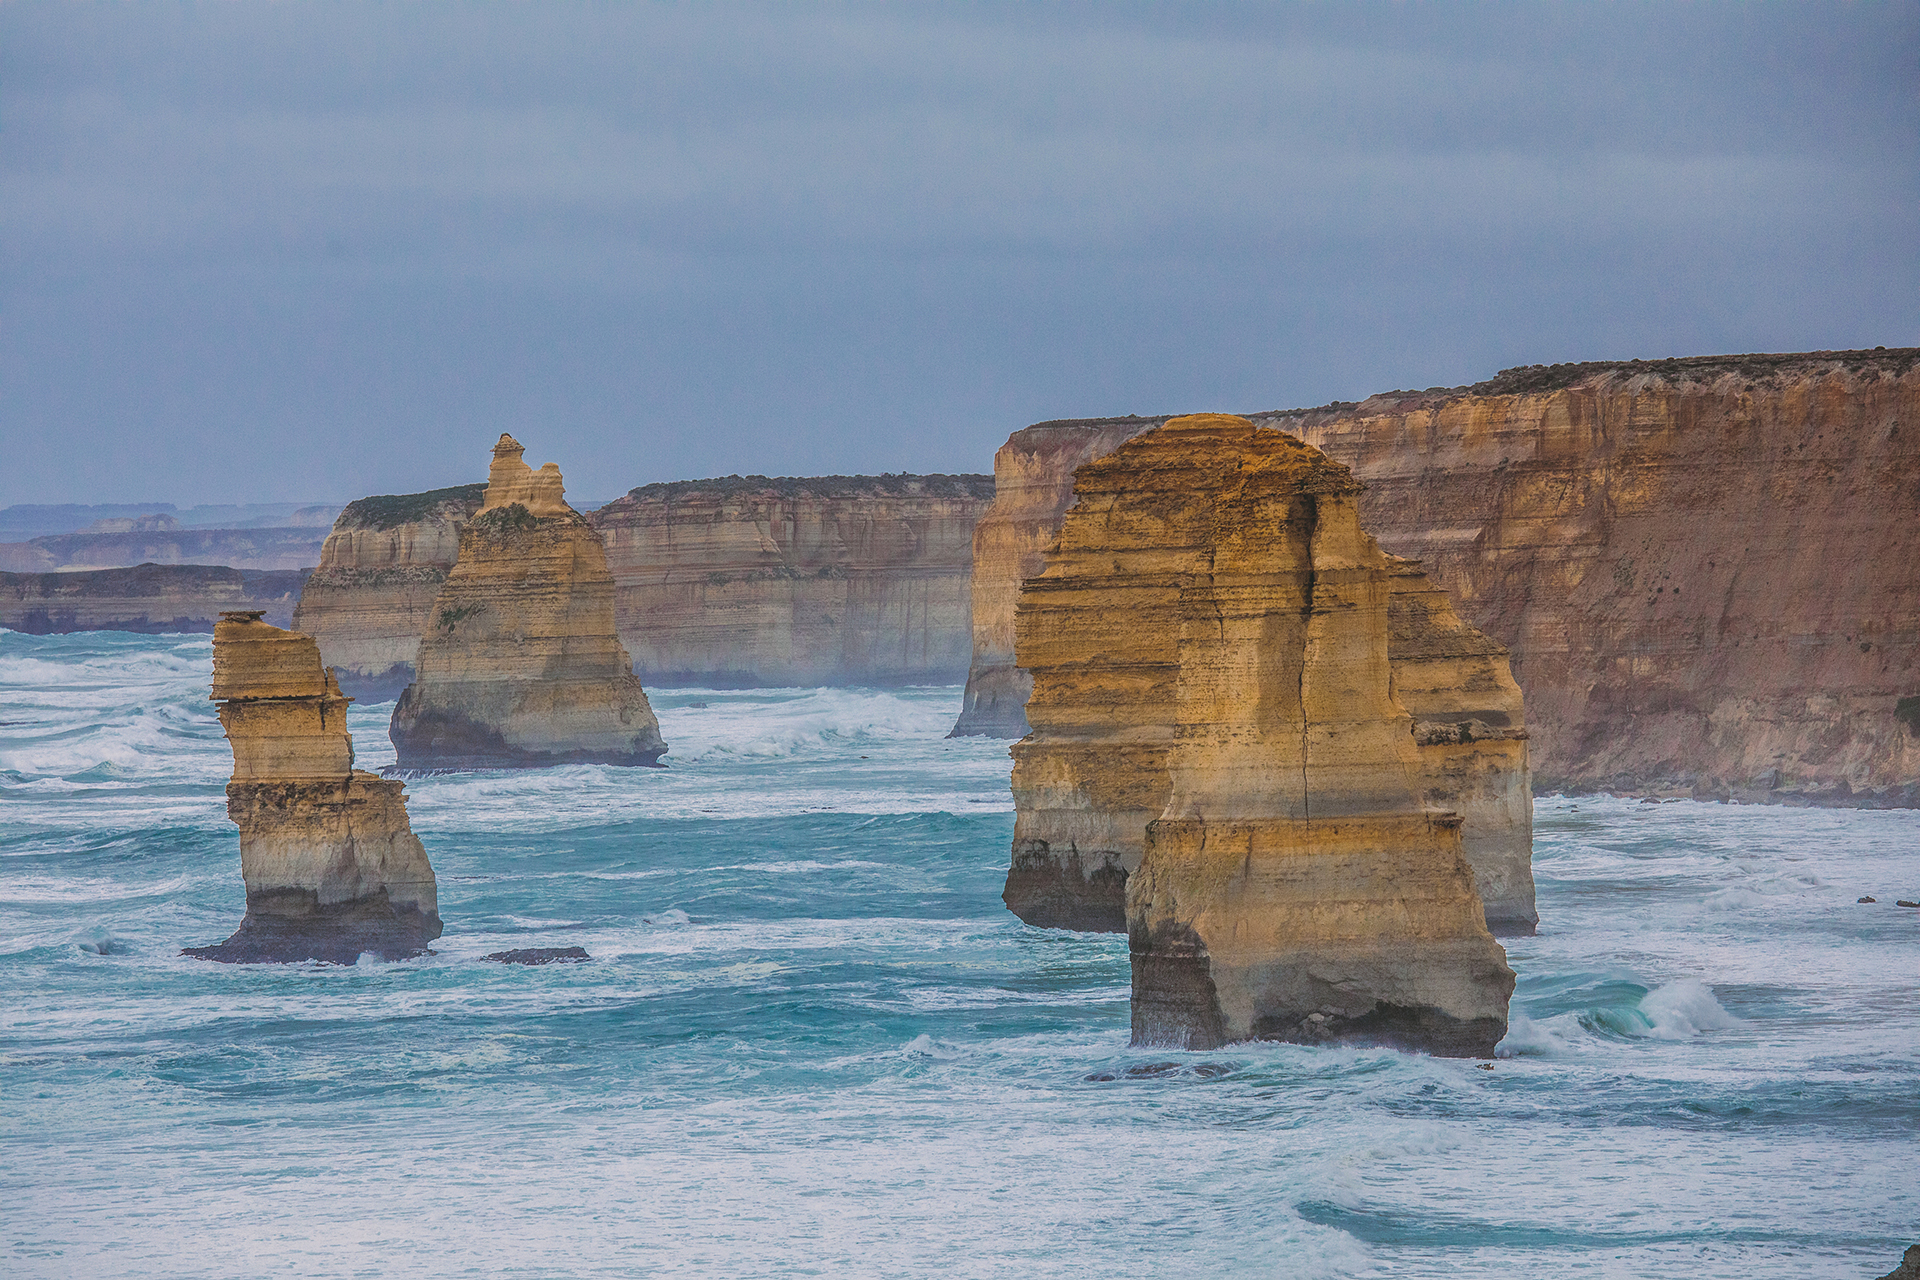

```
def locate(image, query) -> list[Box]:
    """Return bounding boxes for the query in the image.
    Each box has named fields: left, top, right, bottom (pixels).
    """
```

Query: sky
left=3, top=2, right=1916, bottom=507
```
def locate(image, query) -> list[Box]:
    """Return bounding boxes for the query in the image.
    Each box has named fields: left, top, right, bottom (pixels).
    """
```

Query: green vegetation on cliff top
left=339, top=484, right=487, bottom=531
left=617, top=474, right=994, bottom=504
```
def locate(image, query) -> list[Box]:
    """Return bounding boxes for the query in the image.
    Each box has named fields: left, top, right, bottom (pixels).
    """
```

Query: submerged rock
left=184, top=611, right=442, bottom=964
left=1016, top=415, right=1514, bottom=1055
left=483, top=946, right=590, bottom=965
left=389, top=435, right=667, bottom=770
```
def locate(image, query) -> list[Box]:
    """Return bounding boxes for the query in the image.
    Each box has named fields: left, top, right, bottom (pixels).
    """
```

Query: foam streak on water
left=1, top=630, right=1915, bottom=1278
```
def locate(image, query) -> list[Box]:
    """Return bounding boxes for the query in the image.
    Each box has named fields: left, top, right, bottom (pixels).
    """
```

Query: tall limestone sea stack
left=1014, top=415, right=1513, bottom=1053
left=185, top=611, right=441, bottom=963
left=1007, top=440, right=1537, bottom=936
left=390, top=436, right=666, bottom=770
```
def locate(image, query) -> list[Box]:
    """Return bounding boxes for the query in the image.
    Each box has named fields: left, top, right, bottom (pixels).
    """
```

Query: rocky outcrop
left=389, top=436, right=665, bottom=770
left=292, top=484, right=486, bottom=701
left=1014, top=415, right=1512, bottom=1053
left=0, top=564, right=306, bottom=633
left=951, top=418, right=1166, bottom=735
left=0, top=526, right=328, bottom=573
left=960, top=349, right=1920, bottom=809
left=1004, top=477, right=1536, bottom=938
left=589, top=473, right=993, bottom=686
left=184, top=611, right=441, bottom=963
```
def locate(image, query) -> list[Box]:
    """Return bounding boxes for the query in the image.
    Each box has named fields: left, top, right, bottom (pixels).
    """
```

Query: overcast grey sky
left=3, top=1, right=1915, bottom=506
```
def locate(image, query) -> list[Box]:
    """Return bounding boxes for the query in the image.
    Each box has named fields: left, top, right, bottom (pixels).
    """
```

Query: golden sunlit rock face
left=1004, top=440, right=1536, bottom=937
left=185, top=612, right=441, bottom=963
left=293, top=484, right=486, bottom=702
left=1013, top=415, right=1514, bottom=1055
left=389, top=436, right=666, bottom=771
left=961, top=350, right=1920, bottom=809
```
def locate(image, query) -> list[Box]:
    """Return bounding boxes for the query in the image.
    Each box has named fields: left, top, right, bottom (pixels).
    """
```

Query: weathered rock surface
left=1004, top=454, right=1536, bottom=937
left=1878, top=1244, right=1920, bottom=1280
left=0, top=564, right=306, bottom=633
left=293, top=484, right=486, bottom=701
left=589, top=473, right=993, bottom=686
left=960, top=349, right=1920, bottom=809
left=389, top=436, right=666, bottom=770
left=951, top=418, right=1166, bottom=735
left=1014, top=415, right=1512, bottom=1053
left=184, top=611, right=441, bottom=963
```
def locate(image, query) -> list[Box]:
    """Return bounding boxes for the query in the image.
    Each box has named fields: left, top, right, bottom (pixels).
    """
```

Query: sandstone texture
left=0, top=564, right=306, bottom=633
left=389, top=436, right=666, bottom=770
left=961, top=349, right=1920, bottom=809
left=1004, top=455, right=1536, bottom=937
left=184, top=611, right=441, bottom=963
left=1014, top=415, right=1512, bottom=1053
left=951, top=418, right=1166, bottom=735
left=589, top=473, right=993, bottom=686
left=293, top=483, right=486, bottom=701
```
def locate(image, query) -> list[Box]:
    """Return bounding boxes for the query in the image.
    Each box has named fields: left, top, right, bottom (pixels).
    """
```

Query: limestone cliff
left=1014, top=415, right=1512, bottom=1054
left=0, top=564, right=306, bottom=633
left=589, top=473, right=993, bottom=686
left=960, top=348, right=1920, bottom=808
left=389, top=436, right=665, bottom=770
left=1005, top=465, right=1536, bottom=937
left=184, top=611, right=441, bottom=963
left=293, top=484, right=486, bottom=701
left=950, top=418, right=1166, bottom=734
left=0, top=525, right=328, bottom=573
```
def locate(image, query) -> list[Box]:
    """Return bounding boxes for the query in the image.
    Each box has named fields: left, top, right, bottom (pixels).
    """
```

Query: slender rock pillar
left=185, top=611, right=442, bottom=963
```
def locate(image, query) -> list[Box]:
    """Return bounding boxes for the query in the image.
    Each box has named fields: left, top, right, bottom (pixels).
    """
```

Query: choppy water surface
left=2, top=630, right=1914, bottom=1278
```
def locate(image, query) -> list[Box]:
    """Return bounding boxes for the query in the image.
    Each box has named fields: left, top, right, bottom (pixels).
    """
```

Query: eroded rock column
left=390, top=435, right=666, bottom=770
left=185, top=611, right=442, bottom=963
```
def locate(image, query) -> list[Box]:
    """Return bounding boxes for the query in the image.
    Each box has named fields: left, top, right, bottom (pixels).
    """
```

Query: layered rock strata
left=961, top=349, right=1920, bottom=808
left=293, top=484, right=486, bottom=701
left=589, top=473, right=994, bottom=686
left=1013, top=414, right=1513, bottom=1053
left=184, top=611, right=441, bottom=963
left=0, top=564, right=306, bottom=633
left=1004, top=469, right=1536, bottom=937
left=389, top=436, right=665, bottom=770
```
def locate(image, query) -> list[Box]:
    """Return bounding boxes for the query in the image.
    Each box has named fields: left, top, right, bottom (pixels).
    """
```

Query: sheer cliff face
left=184, top=612, right=441, bottom=964
left=292, top=484, right=486, bottom=702
left=965, top=349, right=1920, bottom=807
left=1015, top=416, right=1512, bottom=1055
left=1008, top=430, right=1535, bottom=936
left=1, top=564, right=305, bottom=634
left=589, top=474, right=994, bottom=687
left=389, top=437, right=665, bottom=771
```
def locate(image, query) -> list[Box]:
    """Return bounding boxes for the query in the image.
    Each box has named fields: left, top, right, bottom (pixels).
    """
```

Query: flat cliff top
left=2, top=564, right=309, bottom=597
left=337, top=483, right=488, bottom=531
left=610, top=473, right=995, bottom=505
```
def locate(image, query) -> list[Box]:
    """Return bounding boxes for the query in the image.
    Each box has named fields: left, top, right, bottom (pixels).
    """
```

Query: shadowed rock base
left=386, top=700, right=665, bottom=771
left=484, top=946, right=590, bottom=965
left=1877, top=1244, right=1920, bottom=1280
left=1001, top=840, right=1127, bottom=932
left=184, top=889, right=438, bottom=964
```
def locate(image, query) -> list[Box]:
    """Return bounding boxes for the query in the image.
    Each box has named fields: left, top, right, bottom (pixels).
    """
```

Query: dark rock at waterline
left=184, top=895, right=437, bottom=964
left=1876, top=1243, right=1920, bottom=1280
left=1898, top=900, right=1919, bottom=909
left=1860, top=896, right=1877, bottom=903
left=484, top=946, right=590, bottom=965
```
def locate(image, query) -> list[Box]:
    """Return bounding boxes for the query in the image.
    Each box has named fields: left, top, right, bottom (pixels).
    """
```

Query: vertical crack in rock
left=184, top=612, right=442, bottom=964
left=1012, top=414, right=1515, bottom=1055
left=389, top=436, right=667, bottom=771
left=1003, top=420, right=1535, bottom=936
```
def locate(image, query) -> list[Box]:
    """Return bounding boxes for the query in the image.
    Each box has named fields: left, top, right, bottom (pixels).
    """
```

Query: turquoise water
left=2, top=629, right=1915, bottom=1278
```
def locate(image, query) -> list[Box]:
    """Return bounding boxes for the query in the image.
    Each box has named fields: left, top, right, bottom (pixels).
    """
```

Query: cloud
left=1, top=1, right=1915, bottom=503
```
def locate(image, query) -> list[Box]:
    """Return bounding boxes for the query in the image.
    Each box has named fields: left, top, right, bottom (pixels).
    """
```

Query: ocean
left=2, top=629, right=1914, bottom=1278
